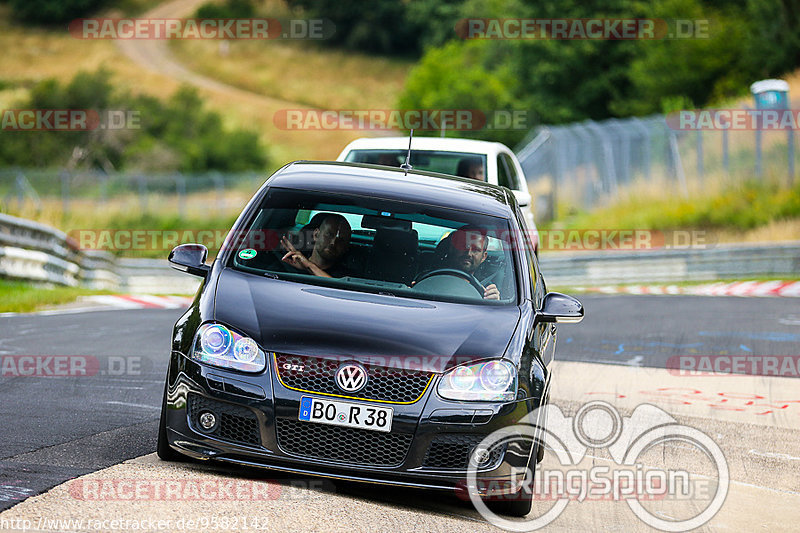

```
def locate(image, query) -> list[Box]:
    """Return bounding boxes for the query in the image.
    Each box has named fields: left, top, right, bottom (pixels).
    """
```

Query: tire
left=156, top=381, right=187, bottom=462
left=483, top=444, right=537, bottom=517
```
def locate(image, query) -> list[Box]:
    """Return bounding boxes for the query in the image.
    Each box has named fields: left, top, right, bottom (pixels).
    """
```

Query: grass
left=4, top=195, right=243, bottom=258
left=0, top=1, right=411, bottom=163
left=545, top=174, right=800, bottom=244
left=0, top=6, right=180, bottom=101
left=170, top=39, right=412, bottom=111
left=0, top=279, right=113, bottom=313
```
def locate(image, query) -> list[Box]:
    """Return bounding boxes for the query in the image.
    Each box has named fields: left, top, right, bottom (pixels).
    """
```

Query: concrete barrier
left=539, top=242, right=800, bottom=287
left=0, top=213, right=119, bottom=289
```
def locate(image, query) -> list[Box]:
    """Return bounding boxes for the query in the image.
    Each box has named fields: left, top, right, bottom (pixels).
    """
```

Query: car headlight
left=438, top=360, right=517, bottom=401
left=190, top=323, right=266, bottom=373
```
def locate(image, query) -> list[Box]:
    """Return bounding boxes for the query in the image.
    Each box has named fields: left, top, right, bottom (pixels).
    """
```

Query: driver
left=442, top=225, right=500, bottom=300
left=281, top=214, right=352, bottom=278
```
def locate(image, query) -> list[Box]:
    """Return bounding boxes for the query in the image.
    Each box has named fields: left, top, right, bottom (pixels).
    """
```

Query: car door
left=498, top=152, right=532, bottom=209
left=514, top=205, right=553, bottom=366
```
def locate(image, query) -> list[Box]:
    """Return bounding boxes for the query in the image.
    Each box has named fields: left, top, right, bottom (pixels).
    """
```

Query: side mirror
left=538, top=292, right=584, bottom=324
left=168, top=243, right=211, bottom=278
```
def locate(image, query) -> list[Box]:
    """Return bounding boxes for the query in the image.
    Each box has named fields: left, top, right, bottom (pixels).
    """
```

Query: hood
left=213, top=268, right=521, bottom=372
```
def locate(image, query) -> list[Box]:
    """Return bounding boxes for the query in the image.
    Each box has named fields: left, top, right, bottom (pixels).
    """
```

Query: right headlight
left=437, top=360, right=517, bottom=401
left=190, top=323, right=266, bottom=373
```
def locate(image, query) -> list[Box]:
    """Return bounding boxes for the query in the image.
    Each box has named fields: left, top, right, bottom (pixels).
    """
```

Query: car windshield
left=228, top=188, right=517, bottom=305
left=344, top=149, right=487, bottom=181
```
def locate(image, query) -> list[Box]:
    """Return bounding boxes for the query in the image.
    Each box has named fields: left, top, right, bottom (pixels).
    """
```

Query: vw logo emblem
left=335, top=363, right=368, bottom=393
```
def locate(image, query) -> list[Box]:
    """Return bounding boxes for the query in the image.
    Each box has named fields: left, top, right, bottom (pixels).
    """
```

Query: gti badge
left=335, top=363, right=368, bottom=393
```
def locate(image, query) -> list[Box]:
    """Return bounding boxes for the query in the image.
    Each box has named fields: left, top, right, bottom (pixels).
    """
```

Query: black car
left=158, top=161, right=583, bottom=516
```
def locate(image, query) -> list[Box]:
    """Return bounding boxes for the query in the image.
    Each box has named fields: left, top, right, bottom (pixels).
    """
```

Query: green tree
left=9, top=0, right=109, bottom=24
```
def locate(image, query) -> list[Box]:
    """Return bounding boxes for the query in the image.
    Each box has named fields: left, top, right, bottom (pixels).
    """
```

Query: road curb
left=566, top=280, right=800, bottom=297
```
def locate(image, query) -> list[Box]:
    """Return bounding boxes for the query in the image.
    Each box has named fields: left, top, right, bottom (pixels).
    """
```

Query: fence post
left=16, top=171, right=25, bottom=210
left=60, top=170, right=70, bottom=215
left=788, top=128, right=795, bottom=186
left=175, top=173, right=186, bottom=219
left=138, top=175, right=148, bottom=212
left=212, top=174, right=224, bottom=215
left=668, top=131, right=689, bottom=197
left=755, top=126, right=762, bottom=178
left=696, top=130, right=704, bottom=181
left=722, top=128, right=729, bottom=176
left=99, top=172, right=108, bottom=206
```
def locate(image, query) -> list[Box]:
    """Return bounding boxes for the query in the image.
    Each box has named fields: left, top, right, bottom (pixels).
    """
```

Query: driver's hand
left=282, top=250, right=312, bottom=271
left=280, top=235, right=299, bottom=254
left=483, top=283, right=500, bottom=300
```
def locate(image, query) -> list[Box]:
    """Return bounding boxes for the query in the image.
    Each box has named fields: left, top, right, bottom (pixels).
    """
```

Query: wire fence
left=516, top=113, right=798, bottom=221
left=0, top=168, right=266, bottom=219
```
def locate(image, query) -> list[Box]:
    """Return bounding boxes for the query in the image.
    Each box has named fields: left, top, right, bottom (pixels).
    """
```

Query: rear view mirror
left=538, top=292, right=584, bottom=323
left=169, top=243, right=211, bottom=278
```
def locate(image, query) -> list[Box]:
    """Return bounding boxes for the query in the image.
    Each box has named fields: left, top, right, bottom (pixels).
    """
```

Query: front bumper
left=163, top=352, right=539, bottom=494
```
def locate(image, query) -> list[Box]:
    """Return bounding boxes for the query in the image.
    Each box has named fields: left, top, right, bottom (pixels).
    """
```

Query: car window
left=500, top=153, right=520, bottom=191
left=514, top=206, right=542, bottom=304
left=497, top=155, right=512, bottom=189
left=345, top=149, right=487, bottom=181
left=228, top=188, right=518, bottom=305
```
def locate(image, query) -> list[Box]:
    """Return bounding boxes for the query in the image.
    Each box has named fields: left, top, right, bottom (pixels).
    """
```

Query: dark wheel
left=483, top=442, right=538, bottom=517
left=412, top=268, right=485, bottom=295
left=157, top=381, right=187, bottom=462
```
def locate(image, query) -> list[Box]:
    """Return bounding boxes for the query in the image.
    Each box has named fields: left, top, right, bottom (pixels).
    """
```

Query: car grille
left=423, top=434, right=505, bottom=470
left=276, top=418, right=413, bottom=466
left=187, top=393, right=261, bottom=447
left=274, top=353, right=433, bottom=404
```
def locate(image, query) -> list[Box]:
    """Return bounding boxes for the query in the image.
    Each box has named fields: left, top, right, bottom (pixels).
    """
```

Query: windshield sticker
left=238, top=248, right=257, bottom=260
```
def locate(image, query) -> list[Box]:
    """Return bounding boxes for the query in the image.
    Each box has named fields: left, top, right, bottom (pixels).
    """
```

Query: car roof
left=337, top=136, right=511, bottom=157
left=266, top=161, right=516, bottom=219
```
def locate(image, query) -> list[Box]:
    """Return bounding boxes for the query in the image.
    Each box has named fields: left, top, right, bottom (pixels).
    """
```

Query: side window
left=514, top=206, right=542, bottom=303
left=501, top=153, right=520, bottom=191
left=496, top=155, right=512, bottom=189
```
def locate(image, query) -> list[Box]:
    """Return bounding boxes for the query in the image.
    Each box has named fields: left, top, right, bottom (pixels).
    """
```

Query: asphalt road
left=0, top=295, right=798, bottom=524
left=557, top=294, right=800, bottom=367
left=0, top=309, right=179, bottom=511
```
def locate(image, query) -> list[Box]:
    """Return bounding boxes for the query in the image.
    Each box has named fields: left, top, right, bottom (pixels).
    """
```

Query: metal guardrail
left=2, top=212, right=798, bottom=293
left=117, top=257, right=201, bottom=295
left=539, top=242, right=800, bottom=287
left=0, top=213, right=119, bottom=288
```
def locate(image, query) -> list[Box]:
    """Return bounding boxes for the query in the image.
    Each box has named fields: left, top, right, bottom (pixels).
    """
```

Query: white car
left=336, top=136, right=539, bottom=253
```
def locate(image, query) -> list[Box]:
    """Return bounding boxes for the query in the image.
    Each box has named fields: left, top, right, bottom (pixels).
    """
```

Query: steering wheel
left=413, top=268, right=484, bottom=295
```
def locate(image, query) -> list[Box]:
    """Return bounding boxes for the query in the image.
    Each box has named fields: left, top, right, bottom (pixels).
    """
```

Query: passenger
left=443, top=225, right=499, bottom=300
left=455, top=157, right=485, bottom=181
left=376, top=153, right=400, bottom=167
left=281, top=214, right=351, bottom=278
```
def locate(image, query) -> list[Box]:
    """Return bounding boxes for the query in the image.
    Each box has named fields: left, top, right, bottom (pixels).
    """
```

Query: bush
left=0, top=69, right=268, bottom=172
left=9, top=0, right=109, bottom=24
left=398, top=0, right=800, bottom=138
left=195, top=0, right=255, bottom=20
left=398, top=40, right=523, bottom=145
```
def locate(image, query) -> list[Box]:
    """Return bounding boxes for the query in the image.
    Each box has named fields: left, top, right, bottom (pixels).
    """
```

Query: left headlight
left=190, top=323, right=266, bottom=373
left=437, top=360, right=517, bottom=401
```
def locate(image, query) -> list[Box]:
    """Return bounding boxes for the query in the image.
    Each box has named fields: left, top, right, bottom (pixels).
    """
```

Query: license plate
left=298, top=396, right=393, bottom=433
